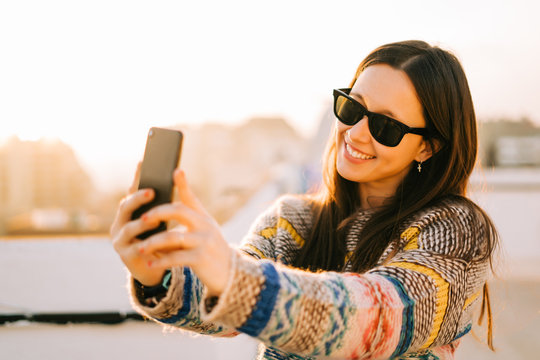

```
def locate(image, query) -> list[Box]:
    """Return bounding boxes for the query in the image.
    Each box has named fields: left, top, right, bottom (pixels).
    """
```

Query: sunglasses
left=333, top=88, right=429, bottom=147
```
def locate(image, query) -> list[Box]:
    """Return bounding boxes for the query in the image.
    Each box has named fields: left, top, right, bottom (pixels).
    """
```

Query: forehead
left=351, top=64, right=425, bottom=127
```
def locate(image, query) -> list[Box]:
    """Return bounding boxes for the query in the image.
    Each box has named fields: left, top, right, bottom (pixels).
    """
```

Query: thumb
left=128, top=161, right=142, bottom=194
left=173, top=168, right=206, bottom=214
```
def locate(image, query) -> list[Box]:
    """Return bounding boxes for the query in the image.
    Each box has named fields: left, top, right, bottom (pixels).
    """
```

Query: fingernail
left=147, top=261, right=152, bottom=267
left=139, top=247, right=145, bottom=254
left=142, top=214, right=148, bottom=221
left=144, top=189, right=152, bottom=197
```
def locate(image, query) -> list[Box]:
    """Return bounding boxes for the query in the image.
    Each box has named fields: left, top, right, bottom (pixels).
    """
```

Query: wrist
left=135, top=270, right=167, bottom=287
left=134, top=270, right=172, bottom=307
left=206, top=246, right=234, bottom=297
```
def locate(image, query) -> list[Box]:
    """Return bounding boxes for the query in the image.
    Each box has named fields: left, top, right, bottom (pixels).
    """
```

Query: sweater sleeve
left=197, top=198, right=491, bottom=359
left=126, top=196, right=289, bottom=337
left=128, top=267, right=240, bottom=337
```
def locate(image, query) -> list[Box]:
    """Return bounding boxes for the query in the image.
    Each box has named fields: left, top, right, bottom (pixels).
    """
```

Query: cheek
left=335, top=124, right=347, bottom=151
left=378, top=140, right=420, bottom=167
left=335, top=122, right=347, bottom=139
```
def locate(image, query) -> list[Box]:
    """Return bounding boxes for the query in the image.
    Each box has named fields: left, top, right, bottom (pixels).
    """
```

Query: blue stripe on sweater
left=453, top=323, right=472, bottom=340
left=382, top=275, right=415, bottom=357
left=238, top=261, right=280, bottom=337
left=159, top=267, right=192, bottom=324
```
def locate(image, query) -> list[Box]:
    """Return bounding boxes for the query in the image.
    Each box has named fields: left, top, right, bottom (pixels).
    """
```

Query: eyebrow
left=351, top=92, right=400, bottom=119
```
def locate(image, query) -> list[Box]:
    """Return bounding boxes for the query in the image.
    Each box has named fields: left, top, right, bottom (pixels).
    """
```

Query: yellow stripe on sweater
left=259, top=217, right=304, bottom=246
left=277, top=217, right=305, bottom=247
left=388, top=261, right=449, bottom=349
left=244, top=244, right=267, bottom=259
left=257, top=218, right=305, bottom=247
left=259, top=227, right=277, bottom=239
left=401, top=227, right=420, bottom=251
left=463, top=289, right=482, bottom=310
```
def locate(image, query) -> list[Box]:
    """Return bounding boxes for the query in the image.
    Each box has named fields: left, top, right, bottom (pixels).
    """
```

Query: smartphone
left=131, top=127, right=183, bottom=240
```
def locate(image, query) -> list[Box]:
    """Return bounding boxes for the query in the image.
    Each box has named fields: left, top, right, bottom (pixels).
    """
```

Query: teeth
left=346, top=144, right=375, bottom=160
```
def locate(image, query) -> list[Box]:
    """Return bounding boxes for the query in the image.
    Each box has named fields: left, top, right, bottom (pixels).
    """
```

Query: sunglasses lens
left=335, top=95, right=364, bottom=126
left=369, top=115, right=404, bottom=147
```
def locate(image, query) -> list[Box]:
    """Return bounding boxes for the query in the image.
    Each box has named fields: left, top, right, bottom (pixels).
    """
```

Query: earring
left=417, top=161, right=423, bottom=173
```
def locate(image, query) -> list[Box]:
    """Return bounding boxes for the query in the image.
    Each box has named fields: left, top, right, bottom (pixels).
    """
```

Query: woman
left=111, top=40, right=499, bottom=359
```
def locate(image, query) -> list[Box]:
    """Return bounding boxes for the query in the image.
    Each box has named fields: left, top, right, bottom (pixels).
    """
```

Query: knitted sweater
left=129, top=195, right=490, bottom=360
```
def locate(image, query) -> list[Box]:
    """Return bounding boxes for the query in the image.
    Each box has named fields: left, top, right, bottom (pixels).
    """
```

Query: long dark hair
left=292, top=40, right=499, bottom=350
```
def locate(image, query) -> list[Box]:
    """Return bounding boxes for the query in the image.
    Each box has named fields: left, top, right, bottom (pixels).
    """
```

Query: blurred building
left=477, top=117, right=540, bottom=167
left=173, top=117, right=308, bottom=223
left=495, top=136, right=540, bottom=167
left=0, top=137, right=96, bottom=235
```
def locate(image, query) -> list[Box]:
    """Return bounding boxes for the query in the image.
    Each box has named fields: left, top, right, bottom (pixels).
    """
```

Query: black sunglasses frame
left=333, top=88, right=429, bottom=147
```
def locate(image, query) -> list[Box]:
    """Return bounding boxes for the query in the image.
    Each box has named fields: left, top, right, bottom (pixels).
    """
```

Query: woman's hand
left=111, top=162, right=233, bottom=296
left=110, top=162, right=167, bottom=286
left=137, top=168, right=233, bottom=296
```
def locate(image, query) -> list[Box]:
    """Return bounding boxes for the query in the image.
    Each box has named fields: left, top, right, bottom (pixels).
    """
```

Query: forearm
left=129, top=266, right=240, bottom=337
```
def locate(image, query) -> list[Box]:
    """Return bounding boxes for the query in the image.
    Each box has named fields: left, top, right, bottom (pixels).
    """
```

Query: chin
left=336, top=161, right=360, bottom=183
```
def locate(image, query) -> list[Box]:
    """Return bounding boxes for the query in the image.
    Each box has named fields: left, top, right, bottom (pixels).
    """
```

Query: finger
left=111, top=162, right=143, bottom=236
left=113, top=188, right=155, bottom=231
left=138, top=229, right=200, bottom=255
left=128, top=161, right=142, bottom=195
left=173, top=169, right=206, bottom=214
left=149, top=248, right=198, bottom=269
left=112, top=216, right=161, bottom=250
left=142, top=201, right=206, bottom=229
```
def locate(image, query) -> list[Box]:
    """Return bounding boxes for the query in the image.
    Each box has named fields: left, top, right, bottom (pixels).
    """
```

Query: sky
left=1, top=0, right=540, bottom=191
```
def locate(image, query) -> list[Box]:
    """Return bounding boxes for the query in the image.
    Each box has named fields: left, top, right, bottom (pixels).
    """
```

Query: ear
left=414, top=139, right=440, bottom=163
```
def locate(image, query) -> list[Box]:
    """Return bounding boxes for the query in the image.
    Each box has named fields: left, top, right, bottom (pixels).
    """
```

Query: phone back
left=131, top=127, right=183, bottom=239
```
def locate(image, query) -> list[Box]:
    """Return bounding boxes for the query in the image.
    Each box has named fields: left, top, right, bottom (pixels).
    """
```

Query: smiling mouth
left=345, top=143, right=376, bottom=160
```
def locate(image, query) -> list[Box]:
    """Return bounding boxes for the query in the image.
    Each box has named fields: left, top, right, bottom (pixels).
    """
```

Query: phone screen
left=131, top=127, right=183, bottom=240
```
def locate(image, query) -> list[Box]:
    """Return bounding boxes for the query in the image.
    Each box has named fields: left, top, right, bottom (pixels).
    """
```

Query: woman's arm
left=125, top=189, right=286, bottom=336
left=110, top=163, right=240, bottom=337
left=126, top=194, right=308, bottom=336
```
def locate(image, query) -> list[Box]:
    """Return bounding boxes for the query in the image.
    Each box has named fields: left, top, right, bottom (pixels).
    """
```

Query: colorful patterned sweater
left=129, top=195, right=490, bottom=359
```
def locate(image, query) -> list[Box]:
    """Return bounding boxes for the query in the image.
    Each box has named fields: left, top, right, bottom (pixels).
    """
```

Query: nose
left=347, top=116, right=371, bottom=144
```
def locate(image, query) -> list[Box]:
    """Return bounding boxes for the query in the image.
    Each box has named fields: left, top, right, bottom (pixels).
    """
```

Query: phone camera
left=149, top=129, right=154, bottom=137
